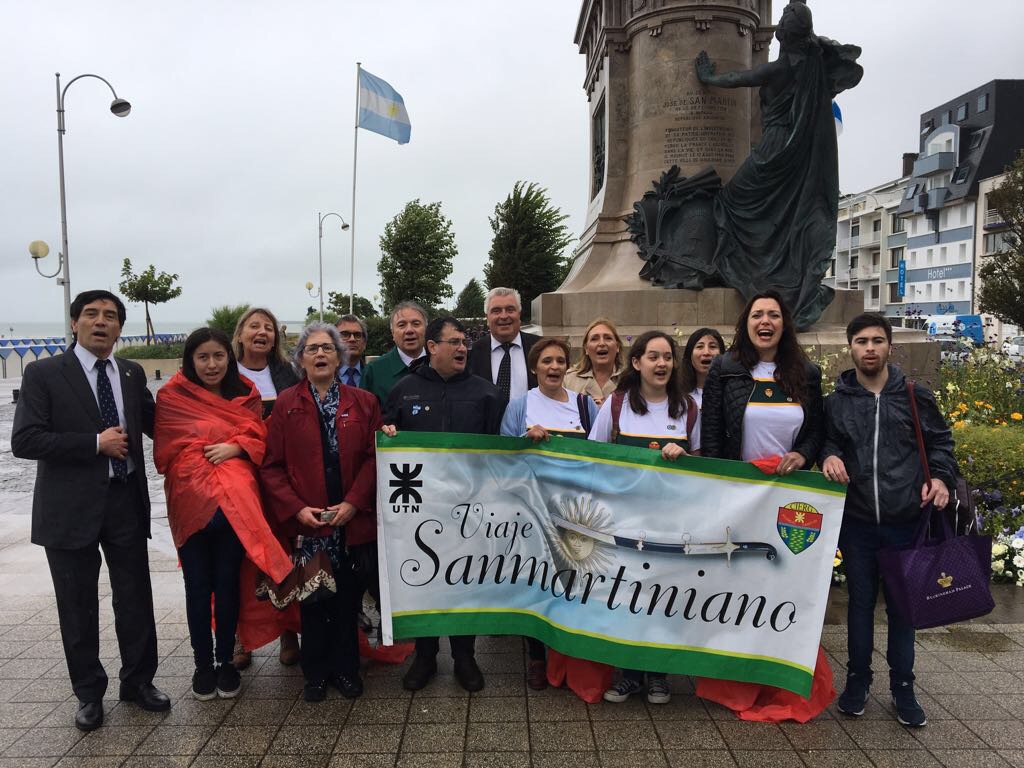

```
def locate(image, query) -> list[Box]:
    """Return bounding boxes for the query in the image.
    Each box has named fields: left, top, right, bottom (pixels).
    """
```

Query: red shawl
left=154, top=372, right=292, bottom=583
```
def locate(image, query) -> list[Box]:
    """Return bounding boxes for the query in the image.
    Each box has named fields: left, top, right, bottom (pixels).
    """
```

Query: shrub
left=953, top=424, right=1024, bottom=535
left=118, top=342, right=183, bottom=360
left=365, top=316, right=392, bottom=357
left=207, top=304, right=250, bottom=336
left=936, top=347, right=1024, bottom=426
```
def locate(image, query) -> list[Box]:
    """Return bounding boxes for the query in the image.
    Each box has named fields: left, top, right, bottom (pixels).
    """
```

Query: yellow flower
left=954, top=420, right=967, bottom=429
left=985, top=404, right=994, bottom=410
left=974, top=400, right=985, bottom=407
left=1012, top=413, right=1023, bottom=421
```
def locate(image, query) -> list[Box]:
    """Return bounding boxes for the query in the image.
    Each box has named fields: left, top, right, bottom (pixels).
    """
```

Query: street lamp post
left=30, top=72, right=131, bottom=346
left=314, top=211, right=350, bottom=321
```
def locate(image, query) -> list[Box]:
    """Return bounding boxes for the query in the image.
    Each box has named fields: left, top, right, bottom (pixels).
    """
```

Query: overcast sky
left=2, top=0, right=1021, bottom=326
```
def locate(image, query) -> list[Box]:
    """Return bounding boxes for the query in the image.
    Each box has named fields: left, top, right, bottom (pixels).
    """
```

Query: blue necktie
left=344, top=367, right=358, bottom=387
left=96, top=360, right=128, bottom=481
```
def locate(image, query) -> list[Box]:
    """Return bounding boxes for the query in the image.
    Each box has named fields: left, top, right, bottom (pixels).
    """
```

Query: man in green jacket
left=362, top=301, right=428, bottom=403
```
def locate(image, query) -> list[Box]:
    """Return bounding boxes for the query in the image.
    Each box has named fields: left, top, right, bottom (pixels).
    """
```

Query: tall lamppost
left=313, top=211, right=350, bottom=321
left=29, top=72, right=131, bottom=346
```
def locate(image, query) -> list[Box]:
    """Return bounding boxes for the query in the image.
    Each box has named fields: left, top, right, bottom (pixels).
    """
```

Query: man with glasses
left=382, top=317, right=505, bottom=692
left=335, top=314, right=368, bottom=387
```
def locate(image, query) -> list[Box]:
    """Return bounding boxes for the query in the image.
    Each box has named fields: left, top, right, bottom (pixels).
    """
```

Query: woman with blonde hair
left=563, top=318, right=625, bottom=407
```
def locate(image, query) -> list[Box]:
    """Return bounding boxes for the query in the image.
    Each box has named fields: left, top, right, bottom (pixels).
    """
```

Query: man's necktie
left=96, top=360, right=128, bottom=481
left=344, top=367, right=358, bottom=387
left=496, top=343, right=512, bottom=401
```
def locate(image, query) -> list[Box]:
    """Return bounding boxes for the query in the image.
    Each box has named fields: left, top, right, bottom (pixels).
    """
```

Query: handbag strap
left=905, top=379, right=931, bottom=485
left=610, top=391, right=625, bottom=443
left=576, top=392, right=592, bottom=435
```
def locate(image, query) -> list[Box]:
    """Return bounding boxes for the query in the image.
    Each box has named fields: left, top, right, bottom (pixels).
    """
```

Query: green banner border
left=377, top=431, right=844, bottom=496
left=392, top=608, right=813, bottom=697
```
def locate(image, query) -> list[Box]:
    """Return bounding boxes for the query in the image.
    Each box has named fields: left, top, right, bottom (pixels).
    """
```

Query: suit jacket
left=12, top=349, right=155, bottom=548
left=260, top=381, right=381, bottom=544
left=467, top=331, right=540, bottom=394
left=361, top=347, right=414, bottom=404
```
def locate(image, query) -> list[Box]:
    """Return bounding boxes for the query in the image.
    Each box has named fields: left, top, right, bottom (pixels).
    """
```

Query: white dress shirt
left=489, top=332, right=528, bottom=400
left=397, top=348, right=425, bottom=368
left=74, top=344, right=135, bottom=477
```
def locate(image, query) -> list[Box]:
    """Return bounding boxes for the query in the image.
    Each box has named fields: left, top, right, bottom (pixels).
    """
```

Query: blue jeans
left=839, top=516, right=918, bottom=686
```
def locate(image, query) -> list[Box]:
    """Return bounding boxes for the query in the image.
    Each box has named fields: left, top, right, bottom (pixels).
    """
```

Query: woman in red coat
left=260, top=322, right=381, bottom=702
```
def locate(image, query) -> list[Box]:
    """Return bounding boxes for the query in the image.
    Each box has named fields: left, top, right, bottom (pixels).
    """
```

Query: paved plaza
left=0, top=377, right=1022, bottom=768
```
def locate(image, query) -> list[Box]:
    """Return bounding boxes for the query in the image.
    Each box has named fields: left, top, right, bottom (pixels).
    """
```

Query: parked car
left=1002, top=335, right=1024, bottom=363
left=929, top=336, right=972, bottom=364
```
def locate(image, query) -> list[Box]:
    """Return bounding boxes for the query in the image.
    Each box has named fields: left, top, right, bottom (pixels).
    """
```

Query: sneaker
left=603, top=677, right=644, bottom=703
left=216, top=663, right=241, bottom=699
left=192, top=666, right=217, bottom=701
left=303, top=680, right=327, bottom=703
left=646, top=676, right=671, bottom=705
left=402, top=653, right=438, bottom=692
left=329, top=674, right=364, bottom=699
left=836, top=673, right=871, bottom=717
left=891, top=682, right=927, bottom=727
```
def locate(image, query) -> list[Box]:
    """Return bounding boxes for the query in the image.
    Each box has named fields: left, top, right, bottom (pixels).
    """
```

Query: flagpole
left=349, top=61, right=361, bottom=317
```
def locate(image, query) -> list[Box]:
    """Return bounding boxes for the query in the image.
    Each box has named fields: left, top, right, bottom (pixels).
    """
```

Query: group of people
left=12, top=283, right=956, bottom=732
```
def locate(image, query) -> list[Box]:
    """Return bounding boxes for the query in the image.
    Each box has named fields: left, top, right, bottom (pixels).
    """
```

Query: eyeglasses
left=302, top=343, right=338, bottom=355
left=435, top=338, right=468, bottom=348
left=338, top=331, right=365, bottom=340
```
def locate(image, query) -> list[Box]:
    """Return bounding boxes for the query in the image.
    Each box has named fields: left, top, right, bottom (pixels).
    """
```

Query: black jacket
left=12, top=349, right=155, bottom=548
left=269, top=357, right=300, bottom=394
left=822, top=365, right=957, bottom=525
left=700, top=353, right=824, bottom=465
left=467, top=331, right=541, bottom=395
left=383, top=364, right=505, bottom=435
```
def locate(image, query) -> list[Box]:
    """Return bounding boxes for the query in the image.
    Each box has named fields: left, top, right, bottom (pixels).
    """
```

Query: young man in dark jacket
left=382, top=316, right=505, bottom=692
left=821, top=313, right=956, bottom=727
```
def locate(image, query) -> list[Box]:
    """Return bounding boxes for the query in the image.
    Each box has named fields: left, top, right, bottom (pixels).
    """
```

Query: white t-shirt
left=525, top=388, right=587, bottom=437
left=589, top=396, right=698, bottom=451
left=690, top=387, right=703, bottom=410
left=740, top=361, right=804, bottom=461
left=238, top=363, right=277, bottom=400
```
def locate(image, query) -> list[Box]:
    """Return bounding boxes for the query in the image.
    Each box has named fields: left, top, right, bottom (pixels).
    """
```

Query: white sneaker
left=647, top=677, right=671, bottom=705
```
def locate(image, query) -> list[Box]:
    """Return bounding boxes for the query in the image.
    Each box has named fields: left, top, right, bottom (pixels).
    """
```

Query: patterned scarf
left=309, top=379, right=340, bottom=455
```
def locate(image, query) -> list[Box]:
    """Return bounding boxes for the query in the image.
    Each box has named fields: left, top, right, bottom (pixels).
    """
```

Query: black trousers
left=299, top=550, right=361, bottom=683
left=44, top=479, right=158, bottom=703
left=415, top=635, right=476, bottom=659
left=177, top=509, right=244, bottom=668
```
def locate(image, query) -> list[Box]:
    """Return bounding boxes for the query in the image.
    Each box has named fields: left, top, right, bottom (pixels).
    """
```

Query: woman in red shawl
left=154, top=328, right=293, bottom=701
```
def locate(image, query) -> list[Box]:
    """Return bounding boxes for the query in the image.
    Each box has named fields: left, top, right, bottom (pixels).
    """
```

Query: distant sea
left=0, top=320, right=309, bottom=342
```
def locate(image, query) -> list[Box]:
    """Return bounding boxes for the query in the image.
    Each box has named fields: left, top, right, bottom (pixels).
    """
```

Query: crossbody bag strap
left=905, top=379, right=931, bottom=485
left=685, top=395, right=698, bottom=442
left=576, top=392, right=592, bottom=435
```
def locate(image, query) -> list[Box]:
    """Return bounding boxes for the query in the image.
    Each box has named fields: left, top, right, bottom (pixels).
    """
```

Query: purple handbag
left=876, top=382, right=994, bottom=629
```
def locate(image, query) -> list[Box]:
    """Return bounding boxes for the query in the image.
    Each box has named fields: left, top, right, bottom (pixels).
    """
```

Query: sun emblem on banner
left=543, top=495, right=614, bottom=578
left=776, top=502, right=823, bottom=555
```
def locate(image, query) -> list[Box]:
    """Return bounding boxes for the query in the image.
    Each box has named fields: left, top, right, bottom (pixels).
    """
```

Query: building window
left=891, top=214, right=906, bottom=233
left=921, top=118, right=934, bottom=136
left=905, top=184, right=918, bottom=200
left=969, top=130, right=985, bottom=150
left=591, top=98, right=606, bottom=199
left=956, top=103, right=968, bottom=122
left=952, top=165, right=970, bottom=185
left=890, top=247, right=904, bottom=268
left=889, top=283, right=902, bottom=303
left=926, top=248, right=933, bottom=265
left=851, top=223, right=860, bottom=237
left=850, top=254, right=859, bottom=269
left=978, top=93, right=989, bottom=113
left=984, top=232, right=1009, bottom=253
left=872, top=252, right=880, bottom=266
left=941, top=111, right=950, bottom=126
left=872, top=218, right=882, bottom=233
left=870, top=285, right=880, bottom=301
left=959, top=243, right=967, bottom=261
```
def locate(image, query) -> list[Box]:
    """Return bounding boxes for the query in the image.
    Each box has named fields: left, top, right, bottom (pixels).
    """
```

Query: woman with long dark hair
left=680, top=327, right=726, bottom=409
left=697, top=291, right=832, bottom=722
left=154, top=328, right=293, bottom=701
left=590, top=330, right=699, bottom=705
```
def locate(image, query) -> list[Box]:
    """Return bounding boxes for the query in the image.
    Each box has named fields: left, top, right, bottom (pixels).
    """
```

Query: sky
left=1, top=0, right=1022, bottom=327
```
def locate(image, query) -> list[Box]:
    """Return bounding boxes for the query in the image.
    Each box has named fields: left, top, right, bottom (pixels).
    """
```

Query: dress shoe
left=527, top=659, right=548, bottom=691
left=453, top=655, right=485, bottom=693
left=279, top=630, right=300, bottom=666
left=401, top=653, right=438, bottom=691
left=119, top=681, right=171, bottom=712
left=303, top=680, right=327, bottom=702
left=232, top=638, right=252, bottom=671
left=75, top=701, right=103, bottom=732
left=329, top=673, right=364, bottom=699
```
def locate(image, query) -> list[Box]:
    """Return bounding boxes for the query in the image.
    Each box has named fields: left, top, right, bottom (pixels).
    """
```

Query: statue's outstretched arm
left=695, top=50, right=780, bottom=89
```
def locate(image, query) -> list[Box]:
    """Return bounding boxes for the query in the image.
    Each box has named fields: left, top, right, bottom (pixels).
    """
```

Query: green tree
left=378, top=200, right=456, bottom=312
left=452, top=278, right=486, bottom=318
left=484, top=181, right=573, bottom=322
left=978, top=150, right=1024, bottom=328
left=325, top=292, right=379, bottom=319
left=207, top=303, right=251, bottom=336
left=118, top=259, right=183, bottom=344
left=305, top=308, right=341, bottom=326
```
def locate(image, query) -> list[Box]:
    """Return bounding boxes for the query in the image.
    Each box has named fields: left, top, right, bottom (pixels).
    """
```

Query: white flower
left=992, top=560, right=1005, bottom=574
left=1012, top=538, right=1024, bottom=550
left=992, top=543, right=1008, bottom=558
left=1014, top=555, right=1024, bottom=568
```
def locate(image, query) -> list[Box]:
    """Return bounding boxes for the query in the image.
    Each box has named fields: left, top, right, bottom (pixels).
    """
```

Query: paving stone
left=998, top=751, right=1024, bottom=768
left=0, top=704, right=57, bottom=729
left=862, top=750, right=941, bottom=768
left=592, top=721, right=660, bottom=751
left=716, top=721, right=791, bottom=750
left=964, top=721, right=1024, bottom=749
left=930, top=750, right=1013, bottom=768
left=664, top=750, right=737, bottom=768
left=531, top=753, right=600, bottom=768
left=222, top=698, right=294, bottom=726
left=348, top=698, right=410, bottom=725
left=837, top=720, right=925, bottom=750
left=200, top=726, right=276, bottom=756
left=2, top=727, right=82, bottom=758
left=261, top=755, right=330, bottom=768
left=334, top=725, right=402, bottom=754
left=470, top=674, right=524, bottom=699
left=407, top=697, right=468, bottom=724
left=238, top=675, right=303, bottom=700
left=796, top=751, right=874, bottom=768
left=285, top=698, right=353, bottom=726
left=135, top=725, right=216, bottom=756
left=191, top=757, right=262, bottom=768
left=645, top=694, right=711, bottom=720
left=910, top=720, right=988, bottom=750
left=121, top=756, right=193, bottom=768
left=598, top=750, right=669, bottom=768
left=327, top=755, right=397, bottom=768
left=0, top=732, right=27, bottom=754
left=526, top=688, right=589, bottom=721
left=66, top=725, right=153, bottom=756
left=732, top=751, right=805, bottom=768
left=269, top=726, right=339, bottom=754
left=469, top=697, right=526, bottom=722
left=465, top=721, right=529, bottom=752
left=159, top=698, right=233, bottom=726
left=395, top=754, right=462, bottom=768
left=463, top=752, right=530, bottom=768
left=53, top=757, right=124, bottom=767
left=530, top=721, right=595, bottom=752
left=781, top=721, right=856, bottom=751
left=475, top=654, right=523, bottom=674
left=588, top=698, right=650, bottom=721
left=399, top=723, right=465, bottom=753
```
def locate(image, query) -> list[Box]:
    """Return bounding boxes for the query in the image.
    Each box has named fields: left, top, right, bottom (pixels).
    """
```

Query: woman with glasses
left=260, top=322, right=382, bottom=702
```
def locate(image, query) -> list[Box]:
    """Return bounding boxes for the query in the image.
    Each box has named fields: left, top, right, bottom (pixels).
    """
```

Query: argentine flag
left=832, top=100, right=844, bottom=136
left=358, top=69, right=411, bottom=145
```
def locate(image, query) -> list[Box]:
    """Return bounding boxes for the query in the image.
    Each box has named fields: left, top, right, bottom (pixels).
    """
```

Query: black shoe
left=303, top=680, right=327, bottom=703
left=75, top=700, right=103, bottom=732
left=891, top=681, right=927, bottom=727
left=453, top=655, right=484, bottom=693
left=836, top=672, right=871, bottom=717
left=119, top=681, right=172, bottom=712
left=330, top=674, right=364, bottom=699
left=192, top=666, right=217, bottom=701
left=216, top=663, right=241, bottom=699
left=402, top=653, right=438, bottom=691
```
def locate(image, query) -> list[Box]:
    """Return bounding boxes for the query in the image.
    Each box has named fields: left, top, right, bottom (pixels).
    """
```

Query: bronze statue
left=694, top=1, right=863, bottom=329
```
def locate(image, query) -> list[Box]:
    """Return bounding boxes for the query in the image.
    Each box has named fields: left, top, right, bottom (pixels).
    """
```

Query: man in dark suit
left=467, top=287, right=540, bottom=402
left=336, top=314, right=368, bottom=387
left=361, top=301, right=428, bottom=403
left=12, top=290, right=170, bottom=731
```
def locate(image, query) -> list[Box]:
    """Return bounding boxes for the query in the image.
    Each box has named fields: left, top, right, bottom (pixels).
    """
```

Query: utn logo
left=389, top=463, right=423, bottom=513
